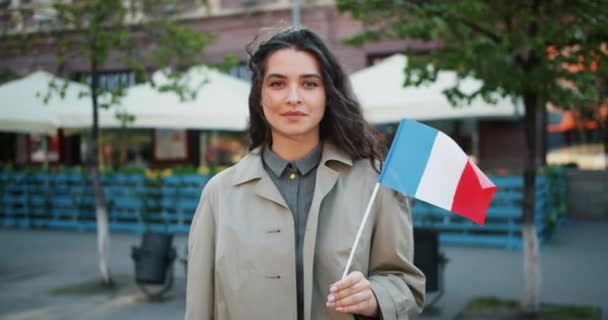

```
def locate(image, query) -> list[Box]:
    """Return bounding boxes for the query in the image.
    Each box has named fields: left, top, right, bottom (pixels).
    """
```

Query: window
left=220, top=0, right=275, bottom=10
left=29, top=133, right=61, bottom=163
left=73, top=70, right=137, bottom=92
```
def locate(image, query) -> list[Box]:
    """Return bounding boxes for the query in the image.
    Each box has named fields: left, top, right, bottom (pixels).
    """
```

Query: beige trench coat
left=186, top=143, right=425, bottom=320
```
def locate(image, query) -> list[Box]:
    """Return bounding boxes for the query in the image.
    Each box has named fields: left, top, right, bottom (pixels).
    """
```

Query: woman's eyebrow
left=266, top=73, right=322, bottom=79
left=300, top=74, right=322, bottom=80
left=266, top=73, right=287, bottom=79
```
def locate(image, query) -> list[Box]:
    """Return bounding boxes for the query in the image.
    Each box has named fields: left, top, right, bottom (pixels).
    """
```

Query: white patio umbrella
left=0, top=70, right=119, bottom=134
left=36, top=72, right=119, bottom=129
left=0, top=71, right=62, bottom=135
left=118, top=65, right=250, bottom=131
left=350, top=54, right=524, bottom=124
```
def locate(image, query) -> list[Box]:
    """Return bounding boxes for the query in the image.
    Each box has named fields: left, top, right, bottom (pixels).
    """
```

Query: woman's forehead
left=265, top=48, right=322, bottom=76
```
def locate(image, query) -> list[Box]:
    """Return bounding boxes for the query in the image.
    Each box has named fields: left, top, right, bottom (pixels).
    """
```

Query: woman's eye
left=269, top=81, right=283, bottom=87
left=303, top=81, right=319, bottom=87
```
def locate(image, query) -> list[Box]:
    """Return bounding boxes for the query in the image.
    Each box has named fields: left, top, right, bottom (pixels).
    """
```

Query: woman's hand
left=326, top=271, right=379, bottom=318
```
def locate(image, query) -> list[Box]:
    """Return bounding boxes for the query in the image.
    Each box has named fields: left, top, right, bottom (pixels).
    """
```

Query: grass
left=467, top=297, right=519, bottom=309
left=48, top=274, right=132, bottom=296
left=456, top=297, right=602, bottom=320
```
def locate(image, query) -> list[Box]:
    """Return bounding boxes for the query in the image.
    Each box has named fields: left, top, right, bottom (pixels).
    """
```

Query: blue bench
left=27, top=173, right=52, bottom=228
left=110, top=196, right=145, bottom=233
left=2, top=172, right=29, bottom=229
left=412, top=175, right=552, bottom=249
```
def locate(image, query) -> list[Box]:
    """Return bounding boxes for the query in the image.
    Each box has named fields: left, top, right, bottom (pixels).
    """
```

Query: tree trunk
left=521, top=92, right=541, bottom=314
left=539, top=107, right=547, bottom=167
left=90, top=41, right=113, bottom=287
left=575, top=111, right=587, bottom=145
left=603, top=110, right=608, bottom=170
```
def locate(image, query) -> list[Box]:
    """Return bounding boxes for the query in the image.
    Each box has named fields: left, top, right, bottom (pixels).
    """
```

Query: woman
left=186, top=26, right=425, bottom=320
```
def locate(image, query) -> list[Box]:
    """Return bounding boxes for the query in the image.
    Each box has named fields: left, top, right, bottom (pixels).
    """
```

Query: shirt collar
left=262, top=142, right=323, bottom=177
left=262, top=145, right=289, bottom=177
left=295, top=142, right=323, bottom=175
left=232, top=142, right=353, bottom=186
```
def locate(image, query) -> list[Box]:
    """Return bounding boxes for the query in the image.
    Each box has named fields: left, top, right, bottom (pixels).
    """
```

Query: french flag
left=378, top=119, right=497, bottom=225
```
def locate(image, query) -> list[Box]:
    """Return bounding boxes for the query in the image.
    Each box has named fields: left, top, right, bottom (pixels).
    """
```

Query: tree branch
left=452, top=16, right=502, bottom=43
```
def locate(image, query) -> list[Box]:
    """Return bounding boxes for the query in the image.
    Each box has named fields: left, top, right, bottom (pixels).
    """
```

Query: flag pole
left=341, top=182, right=381, bottom=279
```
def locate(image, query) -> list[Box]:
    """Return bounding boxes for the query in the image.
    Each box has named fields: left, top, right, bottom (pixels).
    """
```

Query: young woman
left=186, top=26, right=425, bottom=320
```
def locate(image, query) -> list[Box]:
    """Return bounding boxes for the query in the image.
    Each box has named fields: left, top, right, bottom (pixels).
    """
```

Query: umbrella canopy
left=0, top=71, right=62, bottom=135
left=119, top=65, right=250, bottom=131
left=38, top=72, right=119, bottom=128
left=350, top=54, right=524, bottom=124
left=0, top=70, right=119, bottom=135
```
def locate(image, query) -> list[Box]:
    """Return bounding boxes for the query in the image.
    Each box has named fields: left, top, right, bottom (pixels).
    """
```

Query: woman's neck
left=270, top=134, right=320, bottom=161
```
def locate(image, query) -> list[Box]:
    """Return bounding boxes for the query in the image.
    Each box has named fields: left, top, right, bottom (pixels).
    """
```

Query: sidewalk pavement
left=0, top=220, right=606, bottom=320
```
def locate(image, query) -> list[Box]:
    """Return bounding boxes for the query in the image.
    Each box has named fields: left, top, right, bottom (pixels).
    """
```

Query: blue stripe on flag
left=378, top=119, right=438, bottom=196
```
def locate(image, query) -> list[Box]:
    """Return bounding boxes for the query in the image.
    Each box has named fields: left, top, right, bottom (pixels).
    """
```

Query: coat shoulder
left=349, top=158, right=380, bottom=181
left=203, top=165, right=238, bottom=195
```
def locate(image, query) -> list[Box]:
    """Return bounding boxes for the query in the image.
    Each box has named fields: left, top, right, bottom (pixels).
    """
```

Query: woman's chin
left=273, top=127, right=319, bottom=141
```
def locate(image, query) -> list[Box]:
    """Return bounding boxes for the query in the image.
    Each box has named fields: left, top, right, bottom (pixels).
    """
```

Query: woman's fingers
left=327, top=271, right=375, bottom=313
left=330, top=271, right=363, bottom=293
left=332, top=290, right=373, bottom=309
left=327, top=271, right=378, bottom=317
left=327, top=279, right=369, bottom=305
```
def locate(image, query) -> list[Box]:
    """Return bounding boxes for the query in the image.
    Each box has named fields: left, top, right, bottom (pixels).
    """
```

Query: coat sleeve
left=367, top=185, right=426, bottom=320
left=185, top=183, right=216, bottom=320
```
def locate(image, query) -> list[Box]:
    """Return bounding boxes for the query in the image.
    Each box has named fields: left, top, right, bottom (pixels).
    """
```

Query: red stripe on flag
left=451, top=161, right=496, bottom=226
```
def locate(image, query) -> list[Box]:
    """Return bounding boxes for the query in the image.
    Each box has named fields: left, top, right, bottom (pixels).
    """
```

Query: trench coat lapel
left=255, top=174, right=288, bottom=208
left=303, top=143, right=352, bottom=320
left=232, top=146, right=288, bottom=208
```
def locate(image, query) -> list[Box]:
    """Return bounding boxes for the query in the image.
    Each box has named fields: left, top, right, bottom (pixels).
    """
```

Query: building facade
left=0, top=0, right=526, bottom=171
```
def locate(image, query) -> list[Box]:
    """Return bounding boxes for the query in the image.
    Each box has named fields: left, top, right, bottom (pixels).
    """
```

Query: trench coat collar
left=262, top=143, right=323, bottom=177
left=231, top=142, right=352, bottom=187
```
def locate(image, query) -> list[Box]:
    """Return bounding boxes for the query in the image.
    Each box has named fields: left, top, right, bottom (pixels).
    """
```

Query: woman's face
left=261, top=48, right=326, bottom=144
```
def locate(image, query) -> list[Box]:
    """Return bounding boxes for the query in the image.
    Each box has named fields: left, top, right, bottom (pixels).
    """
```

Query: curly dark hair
left=246, top=26, right=384, bottom=172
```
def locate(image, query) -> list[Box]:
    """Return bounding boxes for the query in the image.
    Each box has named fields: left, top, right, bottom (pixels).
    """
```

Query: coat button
left=289, top=173, right=296, bottom=180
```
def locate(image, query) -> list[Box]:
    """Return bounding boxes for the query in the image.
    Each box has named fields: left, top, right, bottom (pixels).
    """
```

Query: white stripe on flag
left=415, top=132, right=468, bottom=210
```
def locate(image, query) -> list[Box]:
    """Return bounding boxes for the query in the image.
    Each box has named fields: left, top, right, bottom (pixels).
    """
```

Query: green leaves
left=339, top=0, right=608, bottom=110
left=46, top=0, right=216, bottom=126
left=38, top=76, right=70, bottom=105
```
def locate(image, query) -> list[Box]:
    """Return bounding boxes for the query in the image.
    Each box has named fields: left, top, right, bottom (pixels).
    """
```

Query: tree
left=0, top=67, right=18, bottom=85
left=595, top=71, right=608, bottom=169
left=32, top=0, right=213, bottom=286
left=338, top=0, right=608, bottom=314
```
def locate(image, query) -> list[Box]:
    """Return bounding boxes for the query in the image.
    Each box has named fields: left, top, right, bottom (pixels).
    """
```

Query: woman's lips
left=282, top=112, right=306, bottom=120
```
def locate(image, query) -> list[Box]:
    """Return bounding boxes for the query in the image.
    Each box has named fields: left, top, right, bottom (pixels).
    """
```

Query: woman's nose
left=286, top=86, right=302, bottom=105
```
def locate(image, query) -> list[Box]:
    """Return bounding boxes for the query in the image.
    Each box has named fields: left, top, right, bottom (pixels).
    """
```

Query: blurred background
left=0, top=0, right=606, bottom=319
